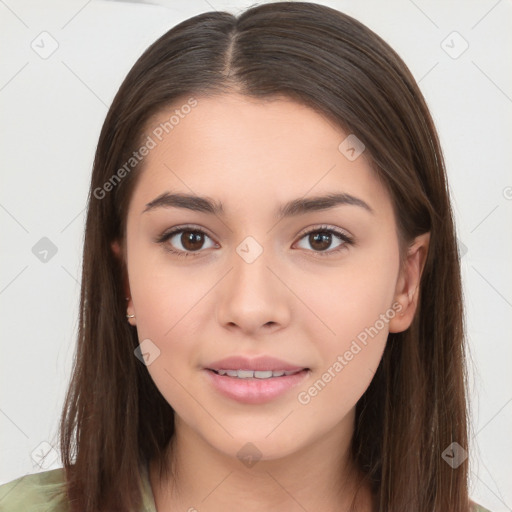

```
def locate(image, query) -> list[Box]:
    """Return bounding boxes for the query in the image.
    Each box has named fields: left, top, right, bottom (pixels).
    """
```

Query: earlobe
left=389, top=232, right=430, bottom=333
left=111, top=240, right=123, bottom=260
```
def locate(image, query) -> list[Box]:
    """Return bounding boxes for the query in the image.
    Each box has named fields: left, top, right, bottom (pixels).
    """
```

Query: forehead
left=143, top=93, right=343, bottom=161
left=129, top=93, right=392, bottom=219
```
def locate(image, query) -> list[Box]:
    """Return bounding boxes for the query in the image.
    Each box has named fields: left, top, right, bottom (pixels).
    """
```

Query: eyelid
left=156, top=223, right=216, bottom=242
left=295, top=223, right=352, bottom=240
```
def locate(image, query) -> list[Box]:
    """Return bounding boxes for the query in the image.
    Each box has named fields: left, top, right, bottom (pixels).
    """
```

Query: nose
left=215, top=246, right=291, bottom=336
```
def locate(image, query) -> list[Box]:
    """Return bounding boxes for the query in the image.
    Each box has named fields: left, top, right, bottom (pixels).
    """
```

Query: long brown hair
left=59, top=2, right=469, bottom=511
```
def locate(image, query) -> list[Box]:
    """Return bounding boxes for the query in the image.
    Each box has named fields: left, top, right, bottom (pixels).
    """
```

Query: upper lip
left=206, top=355, right=307, bottom=372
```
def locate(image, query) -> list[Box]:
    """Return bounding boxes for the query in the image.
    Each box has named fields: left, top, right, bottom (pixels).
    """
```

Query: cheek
left=294, top=282, right=393, bottom=418
left=126, top=247, right=213, bottom=410
left=127, top=239, right=211, bottom=338
left=296, top=340, right=385, bottom=425
left=129, top=271, right=202, bottom=416
left=292, top=244, right=399, bottom=350
left=291, top=246, right=399, bottom=409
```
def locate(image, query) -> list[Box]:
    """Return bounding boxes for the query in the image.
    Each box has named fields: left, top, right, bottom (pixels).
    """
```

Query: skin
left=112, top=93, right=430, bottom=512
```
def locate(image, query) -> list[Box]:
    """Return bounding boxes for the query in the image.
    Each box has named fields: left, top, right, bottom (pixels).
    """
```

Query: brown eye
left=295, top=226, right=353, bottom=256
left=180, top=230, right=206, bottom=251
left=156, top=227, right=217, bottom=257
left=308, top=232, right=333, bottom=251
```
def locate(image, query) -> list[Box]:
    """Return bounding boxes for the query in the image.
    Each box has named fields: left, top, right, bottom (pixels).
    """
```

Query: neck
left=149, top=411, right=373, bottom=512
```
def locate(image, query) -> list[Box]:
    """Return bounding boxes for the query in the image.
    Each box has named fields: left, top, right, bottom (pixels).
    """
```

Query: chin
left=201, top=427, right=309, bottom=464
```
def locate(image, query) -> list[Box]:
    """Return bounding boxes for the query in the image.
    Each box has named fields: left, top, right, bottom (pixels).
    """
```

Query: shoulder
left=0, top=468, right=69, bottom=512
left=470, top=500, right=493, bottom=512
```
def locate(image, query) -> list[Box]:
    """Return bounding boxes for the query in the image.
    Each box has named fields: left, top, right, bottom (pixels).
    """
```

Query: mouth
left=205, top=355, right=308, bottom=373
left=206, top=368, right=309, bottom=379
left=203, top=367, right=311, bottom=404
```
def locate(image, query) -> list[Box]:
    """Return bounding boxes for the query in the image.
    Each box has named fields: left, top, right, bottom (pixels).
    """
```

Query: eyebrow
left=143, top=191, right=374, bottom=218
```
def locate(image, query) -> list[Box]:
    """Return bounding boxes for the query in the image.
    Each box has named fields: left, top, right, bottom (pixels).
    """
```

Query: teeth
left=214, top=369, right=302, bottom=379
left=236, top=369, right=255, bottom=378
left=254, top=371, right=273, bottom=379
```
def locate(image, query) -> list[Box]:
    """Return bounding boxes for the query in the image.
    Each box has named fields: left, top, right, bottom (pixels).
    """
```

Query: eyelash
left=155, top=224, right=354, bottom=259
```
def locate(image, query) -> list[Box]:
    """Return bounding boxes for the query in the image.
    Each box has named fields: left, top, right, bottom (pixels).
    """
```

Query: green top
left=0, top=463, right=156, bottom=512
left=0, top=463, right=493, bottom=512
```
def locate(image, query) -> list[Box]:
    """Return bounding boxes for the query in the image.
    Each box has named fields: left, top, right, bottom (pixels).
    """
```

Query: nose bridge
left=215, top=234, right=291, bottom=332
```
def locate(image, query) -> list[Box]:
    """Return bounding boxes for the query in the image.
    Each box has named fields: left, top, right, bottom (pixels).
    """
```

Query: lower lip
left=204, top=369, right=310, bottom=404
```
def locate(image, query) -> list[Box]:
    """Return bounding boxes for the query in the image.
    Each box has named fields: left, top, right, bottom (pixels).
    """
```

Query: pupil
left=310, top=232, right=331, bottom=251
left=182, top=231, right=203, bottom=251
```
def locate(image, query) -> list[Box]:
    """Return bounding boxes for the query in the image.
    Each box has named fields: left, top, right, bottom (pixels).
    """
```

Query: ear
left=111, top=240, right=133, bottom=312
left=388, top=232, right=430, bottom=333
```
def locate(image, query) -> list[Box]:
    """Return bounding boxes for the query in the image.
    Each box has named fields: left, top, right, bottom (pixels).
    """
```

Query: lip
left=204, top=367, right=310, bottom=404
left=204, top=355, right=310, bottom=405
left=206, top=355, right=307, bottom=372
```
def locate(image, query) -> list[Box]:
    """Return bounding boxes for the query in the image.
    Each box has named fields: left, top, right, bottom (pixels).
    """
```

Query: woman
left=0, top=2, right=492, bottom=511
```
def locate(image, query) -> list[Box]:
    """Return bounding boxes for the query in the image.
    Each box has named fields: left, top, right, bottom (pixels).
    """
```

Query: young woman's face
left=118, top=93, right=419, bottom=463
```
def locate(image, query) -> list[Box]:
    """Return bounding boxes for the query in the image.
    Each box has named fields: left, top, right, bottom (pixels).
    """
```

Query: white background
left=0, top=1, right=511, bottom=510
